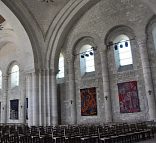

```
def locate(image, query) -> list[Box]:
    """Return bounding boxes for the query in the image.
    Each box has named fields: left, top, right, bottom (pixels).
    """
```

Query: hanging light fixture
left=109, top=38, right=135, bottom=50
left=120, top=44, right=123, bottom=48
left=114, top=44, right=118, bottom=50
left=90, top=51, right=94, bottom=55
left=125, top=41, right=128, bottom=47
left=85, top=53, right=89, bottom=57
left=78, top=46, right=96, bottom=58
left=81, top=55, right=85, bottom=58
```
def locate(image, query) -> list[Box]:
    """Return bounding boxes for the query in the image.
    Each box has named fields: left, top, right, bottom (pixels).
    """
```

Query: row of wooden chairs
left=0, top=121, right=155, bottom=143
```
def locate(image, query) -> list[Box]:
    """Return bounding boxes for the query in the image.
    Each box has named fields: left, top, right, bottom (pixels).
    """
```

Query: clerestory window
left=114, top=34, right=133, bottom=67
left=57, top=53, right=64, bottom=78
left=0, top=70, right=2, bottom=89
left=80, top=44, right=95, bottom=76
left=11, top=65, right=19, bottom=88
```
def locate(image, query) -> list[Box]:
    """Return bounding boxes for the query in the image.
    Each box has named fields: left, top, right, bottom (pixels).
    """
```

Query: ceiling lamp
left=0, top=24, right=3, bottom=30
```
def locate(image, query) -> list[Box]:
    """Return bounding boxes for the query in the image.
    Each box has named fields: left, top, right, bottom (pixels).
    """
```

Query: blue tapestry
left=10, top=99, right=19, bottom=119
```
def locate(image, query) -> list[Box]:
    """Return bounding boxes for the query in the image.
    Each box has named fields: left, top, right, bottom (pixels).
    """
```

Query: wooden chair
left=98, top=125, right=112, bottom=143
left=52, top=126, right=66, bottom=143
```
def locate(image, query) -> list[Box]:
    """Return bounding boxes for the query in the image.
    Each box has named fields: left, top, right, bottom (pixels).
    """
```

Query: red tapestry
left=117, top=81, right=140, bottom=113
left=80, top=87, right=97, bottom=116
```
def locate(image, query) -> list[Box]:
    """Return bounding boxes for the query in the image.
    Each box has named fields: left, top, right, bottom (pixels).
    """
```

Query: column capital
left=49, top=69, right=58, bottom=76
left=66, top=53, right=74, bottom=63
left=96, top=42, right=106, bottom=52
left=99, top=48, right=107, bottom=55
left=136, top=36, right=147, bottom=46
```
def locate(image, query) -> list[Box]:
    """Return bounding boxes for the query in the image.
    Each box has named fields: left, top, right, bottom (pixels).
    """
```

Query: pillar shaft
left=100, top=49, right=113, bottom=122
left=137, top=38, right=156, bottom=120
left=26, top=73, right=33, bottom=126
left=50, top=69, right=58, bottom=125
left=1, top=77, right=8, bottom=123
left=46, top=70, right=51, bottom=126
left=67, top=57, right=77, bottom=124
left=32, top=72, right=39, bottom=126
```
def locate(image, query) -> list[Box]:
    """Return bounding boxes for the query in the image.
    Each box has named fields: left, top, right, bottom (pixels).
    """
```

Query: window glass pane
left=120, top=59, right=133, bottom=66
left=119, top=52, right=132, bottom=60
left=11, top=65, right=19, bottom=87
left=80, top=45, right=95, bottom=74
left=0, top=70, right=2, bottom=89
left=114, top=35, right=133, bottom=66
left=57, top=53, right=64, bottom=78
left=85, top=49, right=95, bottom=72
left=26, top=98, right=28, bottom=120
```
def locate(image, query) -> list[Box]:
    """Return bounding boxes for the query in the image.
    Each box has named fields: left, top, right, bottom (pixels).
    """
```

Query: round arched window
left=11, top=65, right=19, bottom=88
left=80, top=44, right=95, bottom=75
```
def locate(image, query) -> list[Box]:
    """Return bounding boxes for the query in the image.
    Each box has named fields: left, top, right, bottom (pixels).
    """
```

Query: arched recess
left=105, top=25, right=137, bottom=70
left=105, top=25, right=135, bottom=47
left=1, top=0, right=44, bottom=70
left=47, top=0, right=100, bottom=71
left=73, top=36, right=97, bottom=77
left=64, top=33, right=103, bottom=124
left=146, top=15, right=156, bottom=51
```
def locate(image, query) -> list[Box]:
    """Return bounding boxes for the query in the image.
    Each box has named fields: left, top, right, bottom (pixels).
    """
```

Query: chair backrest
left=30, top=126, right=39, bottom=136
left=52, top=127, right=65, bottom=138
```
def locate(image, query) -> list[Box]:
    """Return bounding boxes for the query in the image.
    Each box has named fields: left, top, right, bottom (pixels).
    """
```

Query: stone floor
left=139, top=137, right=156, bottom=143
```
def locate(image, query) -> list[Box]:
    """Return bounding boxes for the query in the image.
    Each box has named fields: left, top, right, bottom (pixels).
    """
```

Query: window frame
left=0, top=70, right=2, bottom=89
left=79, top=44, right=95, bottom=76
left=57, top=53, right=65, bottom=79
left=10, top=64, right=19, bottom=88
left=113, top=34, right=133, bottom=69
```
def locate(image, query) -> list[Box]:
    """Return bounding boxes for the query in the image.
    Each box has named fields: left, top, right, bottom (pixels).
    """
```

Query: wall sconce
left=148, top=90, right=152, bottom=95
left=2, top=107, right=4, bottom=110
left=105, top=96, right=108, bottom=100
left=21, top=105, right=23, bottom=108
left=70, top=100, right=73, bottom=104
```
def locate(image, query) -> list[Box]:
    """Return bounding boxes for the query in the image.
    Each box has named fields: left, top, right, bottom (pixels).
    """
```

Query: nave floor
left=139, top=137, right=156, bottom=143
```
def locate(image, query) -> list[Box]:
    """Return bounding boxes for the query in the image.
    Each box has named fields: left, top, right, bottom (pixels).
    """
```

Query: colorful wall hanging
left=80, top=87, right=97, bottom=116
left=117, top=81, right=140, bottom=113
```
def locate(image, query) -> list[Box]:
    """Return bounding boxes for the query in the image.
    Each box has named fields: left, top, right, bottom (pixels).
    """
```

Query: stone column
left=39, top=70, right=47, bottom=126
left=46, top=70, right=51, bottom=126
left=66, top=55, right=77, bottom=124
left=1, top=76, right=8, bottom=123
left=50, top=69, right=58, bottom=125
left=20, top=73, right=26, bottom=124
left=32, top=72, right=39, bottom=126
left=100, top=48, right=113, bottom=122
left=38, top=71, right=42, bottom=126
left=26, top=73, right=33, bottom=126
left=137, top=38, right=156, bottom=121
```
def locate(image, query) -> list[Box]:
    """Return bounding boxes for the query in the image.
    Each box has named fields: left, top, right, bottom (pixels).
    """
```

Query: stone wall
left=57, top=0, right=155, bottom=124
left=1, top=0, right=156, bottom=125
